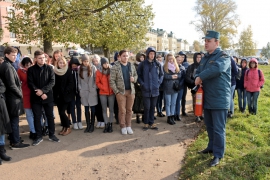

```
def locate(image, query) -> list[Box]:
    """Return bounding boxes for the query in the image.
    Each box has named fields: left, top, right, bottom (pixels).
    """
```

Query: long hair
left=163, top=53, right=179, bottom=73
left=79, top=54, right=92, bottom=79
left=51, top=50, right=62, bottom=66
left=55, top=57, right=67, bottom=69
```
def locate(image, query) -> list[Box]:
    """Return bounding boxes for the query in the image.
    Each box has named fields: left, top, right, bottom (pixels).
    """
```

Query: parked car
left=68, top=48, right=92, bottom=57
left=244, top=57, right=269, bottom=65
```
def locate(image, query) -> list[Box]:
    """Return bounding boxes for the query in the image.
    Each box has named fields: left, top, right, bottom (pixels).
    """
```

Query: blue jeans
left=246, top=91, right=260, bottom=114
left=204, top=109, right=227, bottom=158
left=143, top=96, right=158, bottom=125
left=25, top=108, right=36, bottom=133
left=164, top=92, right=178, bottom=116
left=70, top=93, right=82, bottom=123
left=9, top=116, right=20, bottom=144
left=230, top=85, right=236, bottom=114
left=237, top=89, right=247, bottom=111
left=175, top=89, right=184, bottom=116
left=0, top=134, right=5, bottom=146
left=156, top=91, right=164, bottom=113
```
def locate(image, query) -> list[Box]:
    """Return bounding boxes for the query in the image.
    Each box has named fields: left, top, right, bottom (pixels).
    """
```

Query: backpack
left=246, top=69, right=264, bottom=88
left=236, top=67, right=242, bottom=80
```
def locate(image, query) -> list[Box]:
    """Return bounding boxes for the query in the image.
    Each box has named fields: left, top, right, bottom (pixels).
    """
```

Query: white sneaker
left=126, top=127, right=133, bottom=134
left=121, top=127, right=127, bottom=135
left=100, top=122, right=105, bottom=128
left=78, top=122, right=83, bottom=129
left=73, top=123, right=78, bottom=130
left=96, top=122, right=101, bottom=128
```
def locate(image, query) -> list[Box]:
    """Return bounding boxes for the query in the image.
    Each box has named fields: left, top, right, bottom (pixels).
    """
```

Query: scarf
left=168, top=62, right=176, bottom=73
left=54, top=64, right=68, bottom=76
left=98, top=64, right=111, bottom=75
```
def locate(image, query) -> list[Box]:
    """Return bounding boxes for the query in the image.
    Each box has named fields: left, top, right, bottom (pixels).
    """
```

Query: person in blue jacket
left=236, top=58, right=248, bottom=113
left=195, top=30, right=231, bottom=167
left=137, top=47, right=164, bottom=130
left=178, top=51, right=189, bottom=116
left=228, top=56, right=238, bottom=118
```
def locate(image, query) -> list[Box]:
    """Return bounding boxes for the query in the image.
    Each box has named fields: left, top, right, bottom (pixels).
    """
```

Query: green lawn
left=180, top=65, right=270, bottom=180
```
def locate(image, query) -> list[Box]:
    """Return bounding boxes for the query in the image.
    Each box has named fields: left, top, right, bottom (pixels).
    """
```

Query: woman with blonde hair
left=79, top=55, right=98, bottom=133
left=163, top=54, right=182, bottom=125
left=53, top=57, right=74, bottom=136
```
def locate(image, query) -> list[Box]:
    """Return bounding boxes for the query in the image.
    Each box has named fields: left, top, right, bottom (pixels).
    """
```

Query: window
left=10, top=32, right=16, bottom=38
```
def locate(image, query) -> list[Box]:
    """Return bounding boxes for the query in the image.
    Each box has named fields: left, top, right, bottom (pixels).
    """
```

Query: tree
left=193, top=40, right=201, bottom=51
left=85, top=0, right=154, bottom=58
left=261, top=42, right=270, bottom=59
left=6, top=0, right=153, bottom=55
left=191, top=0, right=240, bottom=49
left=237, top=25, right=256, bottom=57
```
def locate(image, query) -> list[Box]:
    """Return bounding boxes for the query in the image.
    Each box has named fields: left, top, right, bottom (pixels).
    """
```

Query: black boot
left=103, top=123, right=108, bottom=133
left=84, top=111, right=91, bottom=133
left=89, top=111, right=95, bottom=133
left=167, top=116, right=174, bottom=125
left=171, top=116, right=176, bottom=124
left=108, top=123, right=113, bottom=133
left=175, top=115, right=181, bottom=121
left=0, top=145, right=11, bottom=161
left=136, top=115, right=141, bottom=124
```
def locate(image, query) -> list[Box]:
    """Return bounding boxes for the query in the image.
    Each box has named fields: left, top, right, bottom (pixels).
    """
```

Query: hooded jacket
left=178, top=51, right=189, bottom=70
left=185, top=52, right=201, bottom=89
left=236, top=59, right=248, bottom=90
left=69, top=57, right=81, bottom=94
left=244, top=58, right=265, bottom=92
left=96, top=65, right=114, bottom=95
left=137, top=47, right=164, bottom=97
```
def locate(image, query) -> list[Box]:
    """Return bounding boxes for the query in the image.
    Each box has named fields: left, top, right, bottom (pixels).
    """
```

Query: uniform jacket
left=96, top=66, right=114, bottom=96
left=27, top=63, right=55, bottom=104
left=244, top=59, right=265, bottom=92
left=78, top=65, right=98, bottom=106
left=137, top=47, right=164, bottom=97
left=17, top=68, right=31, bottom=108
left=195, top=48, right=231, bottom=109
left=0, top=78, right=12, bottom=135
left=53, top=68, right=74, bottom=104
left=0, top=57, right=22, bottom=117
left=109, top=61, right=138, bottom=95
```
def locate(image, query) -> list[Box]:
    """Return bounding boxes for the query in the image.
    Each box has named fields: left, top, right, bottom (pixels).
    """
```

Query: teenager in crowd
left=28, top=50, right=59, bottom=146
left=185, top=53, right=202, bottom=122
left=53, top=57, right=74, bottom=136
left=156, top=54, right=165, bottom=118
left=178, top=51, right=189, bottom=116
left=69, top=56, right=82, bottom=129
left=163, top=54, right=181, bottom=125
left=51, top=50, right=62, bottom=67
left=79, top=55, right=98, bottom=133
left=110, top=50, right=137, bottom=135
left=228, top=57, right=238, bottom=118
left=174, top=55, right=186, bottom=121
left=111, top=52, right=120, bottom=124
left=96, top=57, right=115, bottom=133
left=244, top=58, right=265, bottom=115
left=92, top=54, right=105, bottom=128
left=133, top=53, right=145, bottom=123
left=0, top=46, right=29, bottom=149
left=0, top=78, right=12, bottom=164
left=236, top=58, right=248, bottom=113
left=17, top=57, right=37, bottom=139
left=137, top=47, right=163, bottom=130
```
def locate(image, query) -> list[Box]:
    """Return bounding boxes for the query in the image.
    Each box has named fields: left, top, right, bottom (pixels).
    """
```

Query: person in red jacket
left=244, top=58, right=265, bottom=115
left=17, top=57, right=36, bottom=140
left=96, top=57, right=115, bottom=133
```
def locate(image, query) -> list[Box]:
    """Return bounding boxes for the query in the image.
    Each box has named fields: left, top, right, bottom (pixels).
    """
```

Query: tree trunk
left=39, top=0, right=53, bottom=55
left=103, top=46, right=110, bottom=61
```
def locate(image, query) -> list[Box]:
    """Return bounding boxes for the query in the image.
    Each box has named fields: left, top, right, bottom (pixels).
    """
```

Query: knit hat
left=101, top=57, right=109, bottom=66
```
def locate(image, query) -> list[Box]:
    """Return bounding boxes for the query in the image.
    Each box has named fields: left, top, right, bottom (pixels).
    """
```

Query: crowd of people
left=0, top=30, right=265, bottom=166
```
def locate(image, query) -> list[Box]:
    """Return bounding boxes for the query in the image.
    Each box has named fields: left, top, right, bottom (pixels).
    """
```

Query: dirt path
left=1, top=91, right=202, bottom=180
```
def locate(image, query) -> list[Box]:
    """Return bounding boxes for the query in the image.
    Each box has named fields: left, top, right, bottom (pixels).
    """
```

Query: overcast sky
left=144, top=0, right=270, bottom=49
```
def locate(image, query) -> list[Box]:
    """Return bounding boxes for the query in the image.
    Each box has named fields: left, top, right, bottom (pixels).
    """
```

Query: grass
left=179, top=65, right=270, bottom=180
